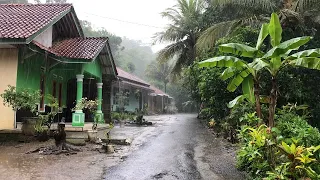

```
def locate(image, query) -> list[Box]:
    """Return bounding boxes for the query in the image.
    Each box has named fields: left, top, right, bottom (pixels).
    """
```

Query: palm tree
left=197, top=0, right=320, bottom=50
left=146, top=61, right=172, bottom=93
left=154, top=0, right=206, bottom=74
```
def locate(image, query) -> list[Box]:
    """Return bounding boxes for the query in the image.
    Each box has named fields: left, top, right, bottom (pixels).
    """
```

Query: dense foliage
left=237, top=108, right=320, bottom=179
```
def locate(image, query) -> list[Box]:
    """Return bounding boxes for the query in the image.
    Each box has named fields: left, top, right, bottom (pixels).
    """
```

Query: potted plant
left=34, top=114, right=49, bottom=141
left=73, top=98, right=99, bottom=142
left=34, top=95, right=60, bottom=141
left=0, top=85, right=40, bottom=135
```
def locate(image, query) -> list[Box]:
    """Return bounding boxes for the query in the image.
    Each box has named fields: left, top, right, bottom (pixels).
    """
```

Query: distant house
left=0, top=4, right=117, bottom=129
left=111, top=68, right=153, bottom=112
left=148, top=86, right=173, bottom=114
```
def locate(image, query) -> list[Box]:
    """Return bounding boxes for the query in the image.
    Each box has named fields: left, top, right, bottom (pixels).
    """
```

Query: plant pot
left=87, top=130, right=98, bottom=142
left=36, top=130, right=49, bottom=142
left=21, top=117, right=38, bottom=136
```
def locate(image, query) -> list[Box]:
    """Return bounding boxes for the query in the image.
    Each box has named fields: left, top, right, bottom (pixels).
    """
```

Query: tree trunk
left=268, top=77, right=278, bottom=127
left=253, top=81, right=262, bottom=120
left=164, top=82, right=167, bottom=93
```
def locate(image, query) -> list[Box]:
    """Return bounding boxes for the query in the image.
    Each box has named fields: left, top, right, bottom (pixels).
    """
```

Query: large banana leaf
left=270, top=57, right=281, bottom=74
left=227, top=69, right=251, bottom=92
left=291, top=57, right=320, bottom=70
left=219, top=43, right=263, bottom=58
left=263, top=37, right=312, bottom=59
left=250, top=58, right=270, bottom=72
left=256, top=23, right=269, bottom=49
left=288, top=49, right=320, bottom=59
left=227, top=95, right=247, bottom=108
left=220, top=67, right=238, bottom=80
left=198, top=56, right=247, bottom=68
left=269, top=13, right=282, bottom=47
left=242, top=76, right=255, bottom=103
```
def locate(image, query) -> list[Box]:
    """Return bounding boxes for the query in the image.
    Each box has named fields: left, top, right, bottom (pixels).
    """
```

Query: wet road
left=104, top=114, right=244, bottom=180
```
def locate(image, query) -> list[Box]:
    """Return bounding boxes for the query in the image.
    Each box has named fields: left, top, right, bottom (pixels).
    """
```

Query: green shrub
left=236, top=112, right=320, bottom=179
left=276, top=112, right=320, bottom=147
left=111, top=112, right=120, bottom=120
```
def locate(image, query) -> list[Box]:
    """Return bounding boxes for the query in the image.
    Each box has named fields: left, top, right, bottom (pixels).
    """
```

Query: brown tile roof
left=0, top=4, right=72, bottom=39
left=150, top=85, right=168, bottom=96
left=33, top=37, right=108, bottom=60
left=116, top=67, right=150, bottom=86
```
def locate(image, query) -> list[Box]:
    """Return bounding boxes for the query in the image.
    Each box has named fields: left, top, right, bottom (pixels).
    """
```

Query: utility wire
left=82, top=12, right=164, bottom=29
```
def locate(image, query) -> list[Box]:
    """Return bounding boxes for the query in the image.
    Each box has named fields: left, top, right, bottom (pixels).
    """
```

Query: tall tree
left=197, top=0, right=320, bottom=50
left=154, top=0, right=206, bottom=74
left=146, top=61, right=172, bottom=93
left=80, top=20, right=122, bottom=56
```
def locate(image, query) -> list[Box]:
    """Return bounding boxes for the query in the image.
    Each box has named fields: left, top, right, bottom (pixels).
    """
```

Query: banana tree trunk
left=253, top=81, right=262, bottom=119
left=268, top=77, right=278, bottom=127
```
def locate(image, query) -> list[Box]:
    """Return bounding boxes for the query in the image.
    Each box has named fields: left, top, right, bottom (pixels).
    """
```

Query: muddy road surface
left=104, top=114, right=245, bottom=180
left=0, top=114, right=244, bottom=180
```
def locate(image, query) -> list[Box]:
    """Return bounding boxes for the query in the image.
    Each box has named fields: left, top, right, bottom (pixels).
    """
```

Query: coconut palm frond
left=157, top=40, right=189, bottom=63
left=154, top=0, right=206, bottom=74
left=197, top=14, right=270, bottom=51
left=153, top=25, right=187, bottom=44
left=295, top=0, right=320, bottom=13
left=196, top=21, right=235, bottom=51
left=171, top=47, right=191, bottom=74
left=211, top=0, right=277, bottom=12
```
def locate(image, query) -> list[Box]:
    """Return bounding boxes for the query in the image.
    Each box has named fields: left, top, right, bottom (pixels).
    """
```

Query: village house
left=0, top=4, right=117, bottom=129
left=111, top=67, right=153, bottom=113
left=148, top=85, right=173, bottom=114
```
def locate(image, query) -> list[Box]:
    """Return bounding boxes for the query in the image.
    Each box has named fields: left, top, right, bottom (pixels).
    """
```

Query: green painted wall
left=16, top=48, right=103, bottom=107
left=82, top=58, right=102, bottom=81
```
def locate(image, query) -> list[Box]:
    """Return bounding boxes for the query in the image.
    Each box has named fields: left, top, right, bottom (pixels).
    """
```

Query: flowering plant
left=72, top=97, right=100, bottom=112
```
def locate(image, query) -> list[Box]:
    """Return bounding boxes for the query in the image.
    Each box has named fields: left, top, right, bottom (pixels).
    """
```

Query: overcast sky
left=67, top=0, right=176, bottom=52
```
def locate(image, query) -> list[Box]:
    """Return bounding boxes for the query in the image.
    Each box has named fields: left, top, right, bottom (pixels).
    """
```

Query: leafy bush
left=0, top=85, right=41, bottom=113
left=111, top=112, right=120, bottom=120
left=237, top=112, right=320, bottom=179
left=276, top=112, right=320, bottom=147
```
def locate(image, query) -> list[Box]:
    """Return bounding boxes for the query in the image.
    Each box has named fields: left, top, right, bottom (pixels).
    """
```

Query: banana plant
left=199, top=12, right=320, bottom=127
left=198, top=27, right=268, bottom=119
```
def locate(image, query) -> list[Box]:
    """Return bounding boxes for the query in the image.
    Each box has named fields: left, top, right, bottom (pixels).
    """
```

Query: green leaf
left=228, top=95, right=246, bottom=108
left=291, top=57, right=320, bottom=69
left=250, top=59, right=270, bottom=71
left=263, top=36, right=312, bottom=59
left=219, top=43, right=262, bottom=58
left=288, top=48, right=320, bottom=59
left=198, top=56, right=247, bottom=68
left=281, top=141, right=291, bottom=154
left=220, top=67, right=237, bottom=80
left=269, top=13, right=282, bottom=47
left=227, top=69, right=251, bottom=92
left=242, top=76, right=254, bottom=103
left=270, top=57, right=281, bottom=73
left=256, top=23, right=269, bottom=49
left=260, top=95, right=270, bottom=104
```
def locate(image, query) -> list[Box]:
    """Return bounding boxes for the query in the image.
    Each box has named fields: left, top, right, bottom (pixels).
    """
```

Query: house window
left=58, top=83, right=62, bottom=107
left=39, top=75, right=45, bottom=111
